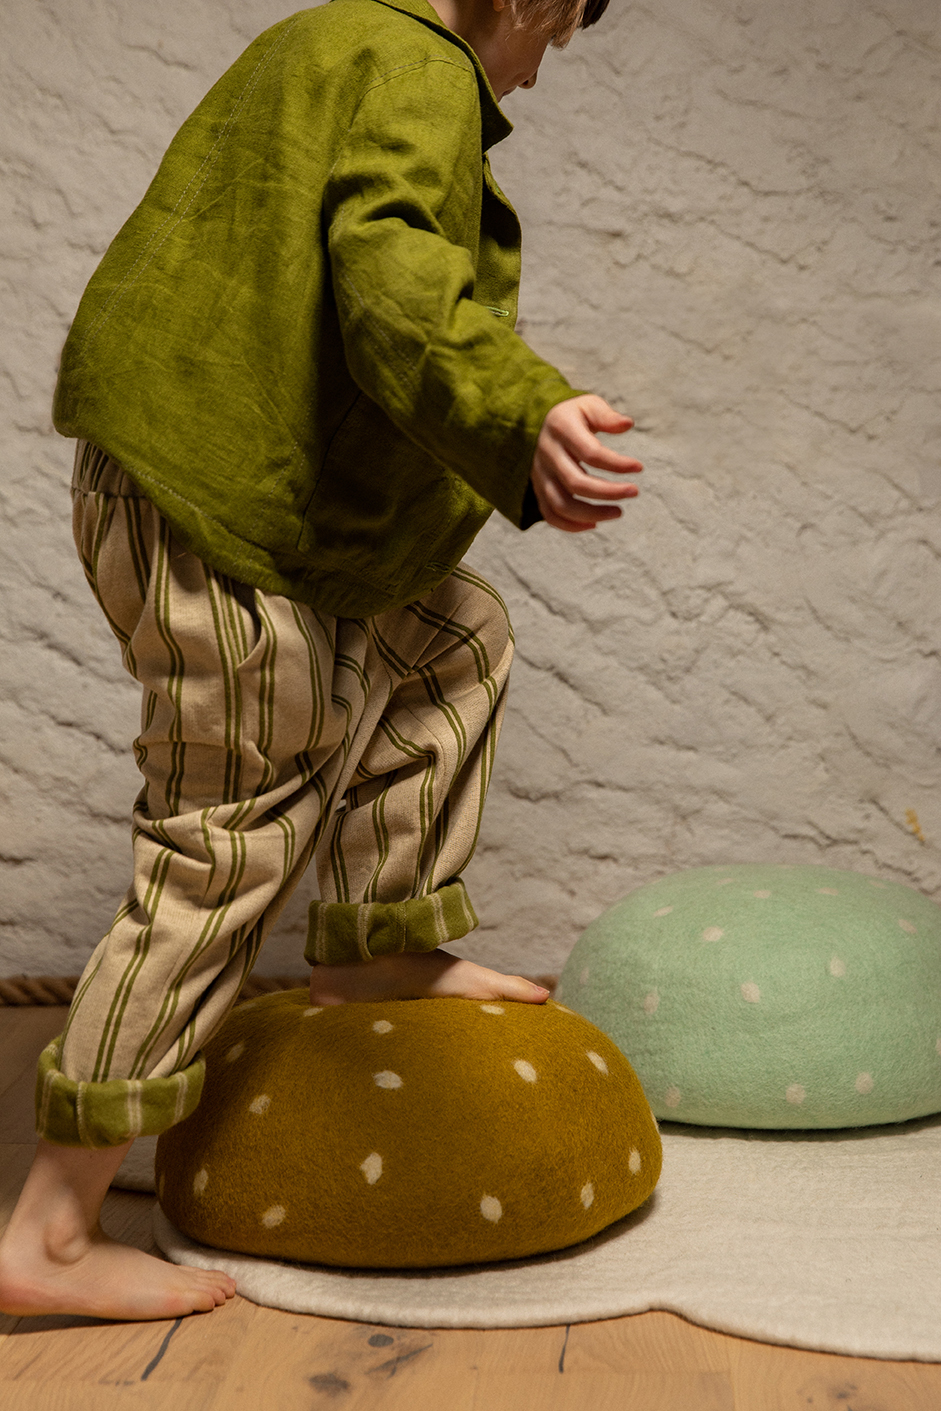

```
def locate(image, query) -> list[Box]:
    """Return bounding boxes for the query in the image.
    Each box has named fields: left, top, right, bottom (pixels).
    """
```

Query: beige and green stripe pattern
left=40, top=442, right=512, bottom=1147
left=36, top=1035, right=205, bottom=1149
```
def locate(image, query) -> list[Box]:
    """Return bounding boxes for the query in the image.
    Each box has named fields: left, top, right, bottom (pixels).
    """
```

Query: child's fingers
left=561, top=425, right=643, bottom=477
left=534, top=466, right=625, bottom=529
left=569, top=393, right=634, bottom=435
left=545, top=397, right=642, bottom=476
left=533, top=396, right=644, bottom=531
left=541, top=442, right=641, bottom=501
left=589, top=398, right=633, bottom=428
left=580, top=445, right=644, bottom=476
left=535, top=485, right=603, bottom=532
left=542, top=504, right=611, bottom=532
left=570, top=466, right=642, bottom=499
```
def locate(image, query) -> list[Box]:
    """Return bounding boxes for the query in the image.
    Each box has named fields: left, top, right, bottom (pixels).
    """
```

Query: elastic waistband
left=72, top=440, right=144, bottom=497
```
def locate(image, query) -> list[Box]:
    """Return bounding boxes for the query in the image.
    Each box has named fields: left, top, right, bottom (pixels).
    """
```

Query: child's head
left=513, top=0, right=611, bottom=47
left=432, top=0, right=610, bottom=100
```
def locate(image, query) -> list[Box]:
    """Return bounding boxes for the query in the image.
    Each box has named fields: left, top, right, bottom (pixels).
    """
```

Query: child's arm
left=325, top=62, right=580, bottom=530
left=531, top=395, right=643, bottom=533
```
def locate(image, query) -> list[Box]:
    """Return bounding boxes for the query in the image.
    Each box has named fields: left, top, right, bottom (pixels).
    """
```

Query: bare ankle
left=8, top=1139, right=131, bottom=1236
left=0, top=1138, right=237, bottom=1319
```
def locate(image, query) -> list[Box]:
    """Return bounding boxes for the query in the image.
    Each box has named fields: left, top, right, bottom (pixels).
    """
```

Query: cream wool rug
left=124, top=1115, right=941, bottom=1361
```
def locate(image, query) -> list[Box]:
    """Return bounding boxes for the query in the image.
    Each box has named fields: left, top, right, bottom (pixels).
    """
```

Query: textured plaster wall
left=1, top=0, right=939, bottom=981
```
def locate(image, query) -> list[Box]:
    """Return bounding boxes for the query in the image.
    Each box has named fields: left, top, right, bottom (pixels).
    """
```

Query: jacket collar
left=364, top=0, right=514, bottom=150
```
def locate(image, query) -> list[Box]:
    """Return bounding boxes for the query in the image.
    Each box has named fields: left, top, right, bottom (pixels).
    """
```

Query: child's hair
left=515, top=0, right=612, bottom=46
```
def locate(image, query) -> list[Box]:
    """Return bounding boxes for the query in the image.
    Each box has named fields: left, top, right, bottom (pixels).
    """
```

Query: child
left=0, top=0, right=641, bottom=1320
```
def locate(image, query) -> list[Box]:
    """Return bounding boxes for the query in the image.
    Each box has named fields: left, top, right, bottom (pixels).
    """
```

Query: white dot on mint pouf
left=556, top=864, right=941, bottom=1130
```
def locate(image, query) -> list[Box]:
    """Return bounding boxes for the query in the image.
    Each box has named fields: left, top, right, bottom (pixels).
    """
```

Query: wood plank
left=203, top=1314, right=734, bottom=1411
left=0, top=1145, right=37, bottom=1229
left=0, top=1382, right=215, bottom=1410
left=468, top=1371, right=733, bottom=1411
left=0, top=1008, right=68, bottom=1143
left=0, top=1009, right=66, bottom=1095
left=726, top=1333, right=941, bottom=1410
left=562, top=1310, right=731, bottom=1375
left=380, top=1323, right=570, bottom=1375
left=0, top=1366, right=734, bottom=1411
left=0, top=1314, right=197, bottom=1386
left=204, top=1305, right=458, bottom=1410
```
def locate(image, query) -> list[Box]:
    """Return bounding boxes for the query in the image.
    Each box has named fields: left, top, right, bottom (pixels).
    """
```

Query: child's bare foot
left=0, top=1139, right=236, bottom=1320
left=310, top=949, right=550, bottom=1006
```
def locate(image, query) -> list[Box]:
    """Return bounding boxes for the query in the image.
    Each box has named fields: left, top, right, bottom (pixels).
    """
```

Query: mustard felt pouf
left=154, top=992, right=661, bottom=1269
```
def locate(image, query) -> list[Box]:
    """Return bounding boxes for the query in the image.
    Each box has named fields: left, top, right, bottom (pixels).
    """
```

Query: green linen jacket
left=53, top=0, right=579, bottom=618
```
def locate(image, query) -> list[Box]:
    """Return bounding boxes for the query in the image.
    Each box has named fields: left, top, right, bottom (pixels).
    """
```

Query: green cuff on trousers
left=305, top=880, right=479, bottom=965
left=35, top=1036, right=206, bottom=1148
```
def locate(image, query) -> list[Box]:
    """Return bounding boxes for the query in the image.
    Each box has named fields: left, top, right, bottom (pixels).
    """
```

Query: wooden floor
left=3, top=1011, right=941, bottom=1410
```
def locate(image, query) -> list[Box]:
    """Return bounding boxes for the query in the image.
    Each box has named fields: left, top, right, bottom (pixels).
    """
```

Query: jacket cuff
left=520, top=480, right=543, bottom=530
left=305, top=880, right=478, bottom=965
left=497, top=385, right=586, bottom=529
left=35, top=1037, right=205, bottom=1148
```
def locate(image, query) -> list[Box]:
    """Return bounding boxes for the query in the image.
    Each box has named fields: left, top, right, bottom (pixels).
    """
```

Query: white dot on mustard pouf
left=156, top=993, right=661, bottom=1268
left=557, top=864, right=941, bottom=1130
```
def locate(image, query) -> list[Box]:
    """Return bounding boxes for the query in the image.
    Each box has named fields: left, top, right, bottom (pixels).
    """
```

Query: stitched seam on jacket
left=359, top=55, right=474, bottom=98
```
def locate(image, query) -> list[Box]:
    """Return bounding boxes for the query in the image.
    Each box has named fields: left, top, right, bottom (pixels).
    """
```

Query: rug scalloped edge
left=151, top=1204, right=941, bottom=1358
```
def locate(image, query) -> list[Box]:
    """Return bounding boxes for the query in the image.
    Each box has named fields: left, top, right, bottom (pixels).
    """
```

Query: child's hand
left=531, top=395, right=643, bottom=533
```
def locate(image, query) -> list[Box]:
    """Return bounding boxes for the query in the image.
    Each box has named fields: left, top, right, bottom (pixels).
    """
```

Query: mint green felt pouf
left=556, top=864, right=941, bottom=1129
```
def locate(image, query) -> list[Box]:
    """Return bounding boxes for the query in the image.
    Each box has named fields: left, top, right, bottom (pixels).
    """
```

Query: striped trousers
left=38, top=444, right=512, bottom=1147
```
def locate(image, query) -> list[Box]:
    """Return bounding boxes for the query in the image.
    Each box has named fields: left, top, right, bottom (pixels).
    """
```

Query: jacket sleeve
left=324, top=56, right=578, bottom=527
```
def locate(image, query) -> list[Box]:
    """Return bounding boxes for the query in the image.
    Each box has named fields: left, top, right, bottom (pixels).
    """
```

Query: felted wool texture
left=154, top=991, right=661, bottom=1268
left=557, top=864, right=941, bottom=1130
left=152, top=1112, right=941, bottom=1359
